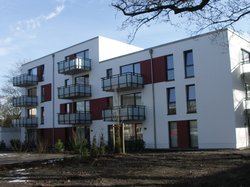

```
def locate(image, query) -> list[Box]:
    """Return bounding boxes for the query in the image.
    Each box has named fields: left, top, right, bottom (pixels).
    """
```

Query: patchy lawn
left=0, top=149, right=250, bottom=186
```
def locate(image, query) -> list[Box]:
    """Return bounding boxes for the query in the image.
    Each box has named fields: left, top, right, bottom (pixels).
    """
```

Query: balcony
left=12, top=117, right=38, bottom=128
left=58, top=112, right=92, bottom=125
left=102, top=105, right=145, bottom=123
left=58, top=84, right=91, bottom=99
left=245, top=99, right=250, bottom=115
left=58, top=57, right=91, bottom=75
left=13, top=96, right=38, bottom=107
left=102, top=72, right=144, bottom=92
left=242, top=63, right=250, bottom=84
left=13, top=74, right=38, bottom=87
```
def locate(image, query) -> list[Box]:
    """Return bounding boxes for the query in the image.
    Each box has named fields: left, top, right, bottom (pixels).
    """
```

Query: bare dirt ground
left=0, top=149, right=250, bottom=186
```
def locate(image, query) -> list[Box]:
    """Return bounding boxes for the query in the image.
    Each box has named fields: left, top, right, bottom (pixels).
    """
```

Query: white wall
left=18, top=30, right=250, bottom=149
left=227, top=30, right=250, bottom=148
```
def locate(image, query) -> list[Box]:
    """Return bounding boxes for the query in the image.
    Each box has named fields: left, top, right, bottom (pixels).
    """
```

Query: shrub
left=10, top=139, right=23, bottom=152
left=90, top=135, right=98, bottom=157
left=55, top=139, right=64, bottom=153
left=125, top=139, right=145, bottom=152
left=79, top=139, right=89, bottom=158
left=99, top=133, right=106, bottom=156
left=36, top=138, right=48, bottom=153
left=0, top=140, right=6, bottom=151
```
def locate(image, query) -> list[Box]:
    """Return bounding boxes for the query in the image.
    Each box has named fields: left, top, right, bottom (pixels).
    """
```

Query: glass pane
left=122, top=94, right=134, bottom=105
left=188, top=85, right=196, bottom=100
left=190, top=120, right=198, bottom=148
left=134, top=63, right=141, bottom=74
left=135, top=93, right=142, bottom=105
left=242, top=50, right=250, bottom=64
left=168, top=88, right=175, bottom=102
left=169, top=122, right=178, bottom=148
left=186, top=66, right=194, bottom=77
left=121, top=64, right=133, bottom=74
left=167, top=70, right=174, bottom=81
left=166, top=55, right=174, bottom=69
left=185, top=51, right=193, bottom=66
left=77, top=102, right=85, bottom=112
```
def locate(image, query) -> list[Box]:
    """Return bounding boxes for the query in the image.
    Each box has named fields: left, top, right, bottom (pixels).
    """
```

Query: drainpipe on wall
left=52, top=53, right=55, bottom=148
left=149, top=48, right=157, bottom=149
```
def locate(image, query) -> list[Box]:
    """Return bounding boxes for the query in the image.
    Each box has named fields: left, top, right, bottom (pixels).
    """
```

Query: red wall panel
left=140, top=56, right=166, bottom=84
left=140, top=60, right=152, bottom=84
left=153, top=56, right=166, bottom=83
left=37, top=65, right=44, bottom=82
left=177, top=121, right=190, bottom=149
left=60, top=104, right=66, bottom=113
left=90, top=97, right=109, bottom=120
left=55, top=128, right=65, bottom=142
left=43, top=84, right=51, bottom=102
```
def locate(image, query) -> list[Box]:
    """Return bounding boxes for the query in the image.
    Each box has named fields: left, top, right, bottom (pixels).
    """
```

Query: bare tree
left=112, top=0, right=250, bottom=41
left=0, top=62, right=23, bottom=126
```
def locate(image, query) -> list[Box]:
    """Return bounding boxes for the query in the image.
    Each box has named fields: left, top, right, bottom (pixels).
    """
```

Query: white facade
left=12, top=29, right=250, bottom=149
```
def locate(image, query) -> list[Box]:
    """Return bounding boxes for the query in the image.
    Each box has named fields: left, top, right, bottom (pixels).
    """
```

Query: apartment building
left=12, top=29, right=250, bottom=149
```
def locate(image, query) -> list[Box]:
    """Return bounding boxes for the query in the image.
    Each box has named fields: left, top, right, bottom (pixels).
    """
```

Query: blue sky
left=0, top=0, right=249, bottom=88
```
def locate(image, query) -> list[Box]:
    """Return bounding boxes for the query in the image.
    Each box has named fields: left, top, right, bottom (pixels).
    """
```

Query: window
left=242, top=50, right=250, bottom=64
left=169, top=120, right=198, bottom=148
left=246, top=84, right=250, bottom=99
left=189, top=120, right=198, bottom=148
left=65, top=79, right=69, bottom=87
left=120, top=63, right=141, bottom=74
left=28, top=67, right=37, bottom=75
left=27, top=108, right=37, bottom=118
left=169, top=122, right=178, bottom=148
left=41, top=107, right=44, bottom=124
left=186, top=84, right=196, bottom=113
left=75, top=75, right=89, bottom=84
left=167, top=87, right=176, bottom=115
left=28, top=87, right=37, bottom=97
left=184, top=50, right=194, bottom=78
left=76, top=101, right=90, bottom=112
left=76, top=49, right=89, bottom=59
left=106, top=68, right=112, bottom=78
left=166, top=55, right=174, bottom=81
left=121, top=92, right=141, bottom=106
left=41, top=84, right=51, bottom=102
left=107, top=97, right=113, bottom=108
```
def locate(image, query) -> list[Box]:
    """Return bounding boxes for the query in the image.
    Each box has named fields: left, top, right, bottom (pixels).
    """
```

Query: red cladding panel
left=140, top=60, right=152, bottom=84
left=37, top=65, right=44, bottom=82
left=60, top=104, right=66, bottom=113
left=44, top=84, right=51, bottom=101
left=153, top=56, right=166, bottom=83
left=90, top=97, right=109, bottom=120
left=177, top=121, right=190, bottom=149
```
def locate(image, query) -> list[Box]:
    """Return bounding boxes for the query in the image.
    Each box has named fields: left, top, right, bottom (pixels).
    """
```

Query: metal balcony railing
left=58, top=112, right=92, bottom=125
left=58, top=57, right=91, bottom=75
left=13, top=74, right=38, bottom=87
left=58, top=84, right=91, bottom=99
left=12, top=96, right=38, bottom=107
left=12, top=117, right=38, bottom=128
left=102, top=105, right=145, bottom=123
left=101, top=72, right=144, bottom=92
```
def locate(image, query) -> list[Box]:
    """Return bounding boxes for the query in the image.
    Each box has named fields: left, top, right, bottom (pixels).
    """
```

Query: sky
left=0, top=0, right=249, bottom=88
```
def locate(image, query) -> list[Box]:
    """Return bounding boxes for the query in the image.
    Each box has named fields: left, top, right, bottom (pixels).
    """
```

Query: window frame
left=184, top=50, right=194, bottom=78
left=120, top=62, right=141, bottom=74
left=166, top=54, right=174, bottom=81
left=186, top=84, right=197, bottom=113
left=167, top=87, right=176, bottom=115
